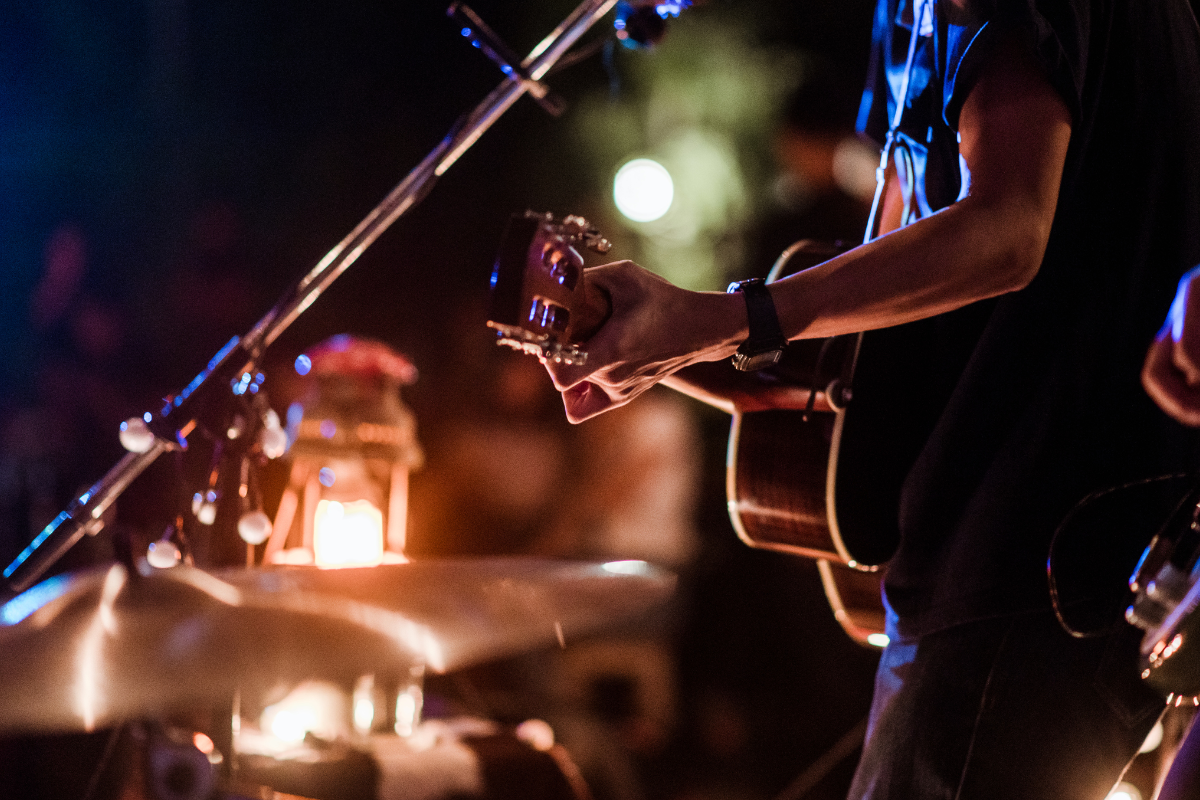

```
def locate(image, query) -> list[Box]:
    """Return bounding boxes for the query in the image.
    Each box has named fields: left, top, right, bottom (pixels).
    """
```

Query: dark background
left=0, top=3, right=884, bottom=799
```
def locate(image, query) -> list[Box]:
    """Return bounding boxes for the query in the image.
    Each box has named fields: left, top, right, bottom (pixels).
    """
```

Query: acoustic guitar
left=722, top=240, right=889, bottom=647
left=487, top=214, right=889, bottom=647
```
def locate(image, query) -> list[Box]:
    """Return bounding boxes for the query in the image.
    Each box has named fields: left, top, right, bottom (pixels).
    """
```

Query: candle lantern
left=265, top=335, right=423, bottom=568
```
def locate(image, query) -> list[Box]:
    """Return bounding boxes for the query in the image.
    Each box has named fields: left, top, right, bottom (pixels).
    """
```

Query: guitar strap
left=830, top=0, right=931, bottom=403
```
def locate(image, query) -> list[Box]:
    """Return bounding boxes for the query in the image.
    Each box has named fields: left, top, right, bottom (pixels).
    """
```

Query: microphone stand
left=3, top=0, right=620, bottom=595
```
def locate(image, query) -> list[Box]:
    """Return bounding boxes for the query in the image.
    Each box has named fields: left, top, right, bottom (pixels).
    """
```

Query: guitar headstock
left=487, top=211, right=611, bottom=365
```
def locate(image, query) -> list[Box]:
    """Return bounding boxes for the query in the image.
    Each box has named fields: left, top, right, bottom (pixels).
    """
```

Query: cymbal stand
left=3, top=0, right=621, bottom=595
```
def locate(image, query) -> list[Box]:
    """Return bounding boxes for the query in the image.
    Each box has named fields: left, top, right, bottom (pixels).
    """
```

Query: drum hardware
left=230, top=718, right=591, bottom=800
left=0, top=555, right=667, bottom=797
left=75, top=720, right=323, bottom=800
left=2, top=0, right=662, bottom=595
left=0, top=552, right=670, bottom=798
left=448, top=3, right=566, bottom=117
left=142, top=722, right=220, bottom=800
left=613, top=1, right=693, bottom=49
left=215, top=559, right=674, bottom=674
left=0, top=557, right=672, bottom=735
left=0, top=5, right=692, bottom=798
left=0, top=561, right=429, bottom=736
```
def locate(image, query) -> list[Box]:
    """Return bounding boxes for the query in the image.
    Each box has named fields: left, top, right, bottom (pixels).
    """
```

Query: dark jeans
left=848, top=606, right=1163, bottom=800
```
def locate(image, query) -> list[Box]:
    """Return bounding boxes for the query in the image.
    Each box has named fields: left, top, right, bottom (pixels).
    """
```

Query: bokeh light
left=1106, top=782, right=1142, bottom=800
left=1138, top=720, right=1164, bottom=754
left=614, top=158, right=675, bottom=222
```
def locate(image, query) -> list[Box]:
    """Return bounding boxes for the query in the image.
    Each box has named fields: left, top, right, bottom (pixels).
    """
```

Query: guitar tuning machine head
left=488, top=323, right=589, bottom=366
left=541, top=243, right=583, bottom=290
left=522, top=211, right=611, bottom=255
left=584, top=234, right=612, bottom=255
left=559, top=214, right=611, bottom=255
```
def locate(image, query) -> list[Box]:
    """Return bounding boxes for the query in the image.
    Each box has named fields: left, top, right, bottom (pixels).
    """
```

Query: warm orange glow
left=259, top=681, right=349, bottom=744
left=313, top=499, right=384, bottom=568
left=193, top=732, right=215, bottom=754
left=394, top=684, right=422, bottom=737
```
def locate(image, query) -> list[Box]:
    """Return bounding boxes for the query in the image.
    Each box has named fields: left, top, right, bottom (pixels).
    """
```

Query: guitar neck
left=665, top=362, right=834, bottom=415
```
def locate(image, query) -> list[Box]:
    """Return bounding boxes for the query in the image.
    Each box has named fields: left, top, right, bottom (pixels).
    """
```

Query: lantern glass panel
left=313, top=498, right=384, bottom=568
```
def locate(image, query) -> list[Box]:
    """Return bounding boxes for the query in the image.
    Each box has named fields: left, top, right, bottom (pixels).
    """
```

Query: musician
left=543, top=0, right=1200, bottom=797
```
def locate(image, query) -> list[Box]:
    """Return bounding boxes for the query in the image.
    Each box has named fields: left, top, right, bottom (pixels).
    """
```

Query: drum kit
left=0, top=552, right=674, bottom=799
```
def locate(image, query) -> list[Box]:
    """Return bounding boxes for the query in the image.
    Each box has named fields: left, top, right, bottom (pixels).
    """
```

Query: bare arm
left=660, top=177, right=907, bottom=414
left=770, top=33, right=1070, bottom=338
left=660, top=361, right=838, bottom=415
left=548, top=33, right=1072, bottom=423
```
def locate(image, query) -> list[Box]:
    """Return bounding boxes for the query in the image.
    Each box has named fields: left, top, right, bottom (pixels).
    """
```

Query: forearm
left=771, top=192, right=1050, bottom=340
left=662, top=363, right=829, bottom=414
left=660, top=192, right=1049, bottom=414
left=546, top=31, right=1070, bottom=424
left=660, top=370, right=737, bottom=414
left=776, top=30, right=1068, bottom=341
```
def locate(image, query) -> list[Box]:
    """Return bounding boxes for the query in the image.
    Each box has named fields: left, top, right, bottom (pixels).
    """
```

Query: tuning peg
left=120, top=416, right=158, bottom=453
left=147, top=538, right=182, bottom=569
left=237, top=510, right=272, bottom=545
left=584, top=233, right=612, bottom=255
left=560, top=215, right=611, bottom=254
left=260, top=408, right=288, bottom=459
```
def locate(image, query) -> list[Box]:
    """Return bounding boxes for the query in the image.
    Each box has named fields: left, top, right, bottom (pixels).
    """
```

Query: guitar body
left=725, top=241, right=890, bottom=647
left=728, top=409, right=890, bottom=644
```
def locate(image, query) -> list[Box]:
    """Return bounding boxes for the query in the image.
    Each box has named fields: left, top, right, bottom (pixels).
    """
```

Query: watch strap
left=727, top=278, right=787, bottom=371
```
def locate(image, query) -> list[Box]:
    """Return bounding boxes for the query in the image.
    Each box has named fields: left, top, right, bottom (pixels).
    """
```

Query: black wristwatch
left=727, top=278, right=788, bottom=371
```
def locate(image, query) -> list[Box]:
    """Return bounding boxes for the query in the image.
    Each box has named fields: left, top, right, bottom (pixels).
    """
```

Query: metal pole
left=4, top=0, right=618, bottom=594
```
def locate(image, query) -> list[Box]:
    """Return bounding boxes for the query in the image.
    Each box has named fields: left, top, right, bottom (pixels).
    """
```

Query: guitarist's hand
left=1144, top=265, right=1200, bottom=426
left=544, top=259, right=744, bottom=423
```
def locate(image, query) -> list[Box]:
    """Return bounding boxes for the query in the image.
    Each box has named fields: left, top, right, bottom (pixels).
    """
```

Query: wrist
left=726, top=278, right=787, bottom=370
left=651, top=285, right=750, bottom=373
left=684, top=289, right=747, bottom=362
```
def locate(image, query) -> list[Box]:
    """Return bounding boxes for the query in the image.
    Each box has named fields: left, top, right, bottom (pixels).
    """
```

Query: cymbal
left=215, top=557, right=676, bottom=673
left=0, top=557, right=673, bottom=734
left=0, top=561, right=427, bottom=734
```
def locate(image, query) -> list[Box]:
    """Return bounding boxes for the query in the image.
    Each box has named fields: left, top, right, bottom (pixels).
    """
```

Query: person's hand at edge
left=1144, top=266, right=1200, bottom=426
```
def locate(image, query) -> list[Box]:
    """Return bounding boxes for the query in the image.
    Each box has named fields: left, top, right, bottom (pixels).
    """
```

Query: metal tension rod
left=4, top=0, right=619, bottom=594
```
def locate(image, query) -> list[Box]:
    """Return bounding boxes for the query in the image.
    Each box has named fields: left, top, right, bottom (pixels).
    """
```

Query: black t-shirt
left=852, top=0, right=1200, bottom=637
